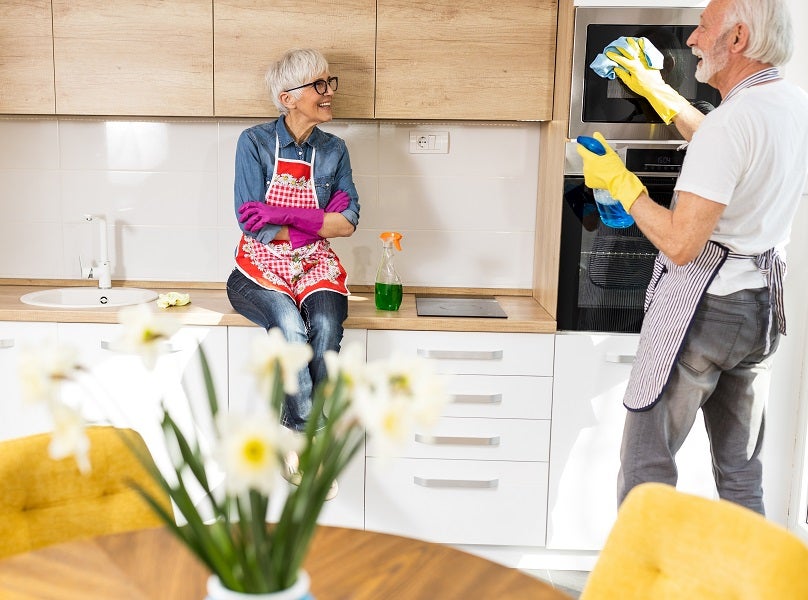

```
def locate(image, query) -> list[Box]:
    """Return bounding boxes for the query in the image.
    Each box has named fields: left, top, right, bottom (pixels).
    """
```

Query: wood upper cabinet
left=0, top=1, right=55, bottom=115
left=51, top=0, right=213, bottom=116
left=375, top=0, right=557, bottom=120
left=213, top=0, right=376, bottom=118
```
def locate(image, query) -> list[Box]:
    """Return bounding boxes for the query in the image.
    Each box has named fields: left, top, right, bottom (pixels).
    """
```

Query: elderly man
left=578, top=0, right=808, bottom=514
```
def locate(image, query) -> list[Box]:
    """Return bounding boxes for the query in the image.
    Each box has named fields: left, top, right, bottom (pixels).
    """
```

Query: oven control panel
left=625, top=147, right=684, bottom=175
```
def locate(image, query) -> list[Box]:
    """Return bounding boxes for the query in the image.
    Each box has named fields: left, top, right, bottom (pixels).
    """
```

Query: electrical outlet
left=409, top=131, right=449, bottom=154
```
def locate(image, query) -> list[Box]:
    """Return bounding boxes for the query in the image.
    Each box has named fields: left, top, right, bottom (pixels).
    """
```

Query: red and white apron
left=235, top=136, right=348, bottom=305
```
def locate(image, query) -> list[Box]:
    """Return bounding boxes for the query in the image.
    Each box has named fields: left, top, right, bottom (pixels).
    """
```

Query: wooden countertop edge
left=0, top=282, right=557, bottom=333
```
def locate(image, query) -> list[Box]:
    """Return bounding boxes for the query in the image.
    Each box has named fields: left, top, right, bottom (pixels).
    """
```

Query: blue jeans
left=226, top=268, right=348, bottom=431
left=618, top=287, right=779, bottom=515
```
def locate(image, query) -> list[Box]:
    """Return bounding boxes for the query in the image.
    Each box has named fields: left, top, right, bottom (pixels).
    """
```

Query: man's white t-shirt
left=674, top=79, right=808, bottom=295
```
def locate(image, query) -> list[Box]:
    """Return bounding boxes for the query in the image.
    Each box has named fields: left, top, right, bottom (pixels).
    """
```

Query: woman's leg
left=226, top=269, right=313, bottom=430
left=300, top=290, right=349, bottom=394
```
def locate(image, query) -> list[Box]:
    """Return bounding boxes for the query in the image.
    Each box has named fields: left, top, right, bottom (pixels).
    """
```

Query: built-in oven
left=569, top=7, right=721, bottom=142
left=557, top=143, right=685, bottom=333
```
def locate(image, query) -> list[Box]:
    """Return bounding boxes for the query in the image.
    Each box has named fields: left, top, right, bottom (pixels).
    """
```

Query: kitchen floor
left=522, top=569, right=590, bottom=598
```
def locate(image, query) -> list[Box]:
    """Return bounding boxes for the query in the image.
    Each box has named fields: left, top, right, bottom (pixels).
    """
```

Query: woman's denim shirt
left=233, top=116, right=360, bottom=244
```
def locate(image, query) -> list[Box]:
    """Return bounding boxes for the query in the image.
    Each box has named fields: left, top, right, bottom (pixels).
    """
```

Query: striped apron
left=234, top=135, right=348, bottom=305
left=623, top=241, right=728, bottom=410
left=623, top=67, right=788, bottom=411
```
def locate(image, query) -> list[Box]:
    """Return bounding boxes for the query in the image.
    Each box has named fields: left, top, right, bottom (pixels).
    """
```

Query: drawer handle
left=414, top=476, right=499, bottom=489
left=417, top=349, right=503, bottom=360
left=101, top=340, right=181, bottom=353
left=605, top=353, right=635, bottom=364
left=0, top=338, right=14, bottom=350
left=451, top=393, right=502, bottom=405
left=414, top=433, right=500, bottom=447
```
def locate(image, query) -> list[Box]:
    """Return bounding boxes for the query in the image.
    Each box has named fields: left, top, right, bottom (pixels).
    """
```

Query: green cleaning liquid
left=375, top=282, right=403, bottom=311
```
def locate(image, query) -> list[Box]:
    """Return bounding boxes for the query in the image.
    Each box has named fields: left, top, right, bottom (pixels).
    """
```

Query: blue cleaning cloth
left=589, top=36, right=664, bottom=79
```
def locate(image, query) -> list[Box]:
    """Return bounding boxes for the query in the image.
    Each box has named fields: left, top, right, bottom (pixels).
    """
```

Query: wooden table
left=0, top=526, right=571, bottom=599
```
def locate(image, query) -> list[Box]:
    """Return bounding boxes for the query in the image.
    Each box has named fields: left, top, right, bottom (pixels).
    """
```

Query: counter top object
left=19, top=287, right=158, bottom=309
left=0, top=526, right=571, bottom=599
left=0, top=283, right=555, bottom=332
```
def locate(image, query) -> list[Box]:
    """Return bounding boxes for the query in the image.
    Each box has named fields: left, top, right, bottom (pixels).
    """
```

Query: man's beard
left=694, top=32, right=731, bottom=84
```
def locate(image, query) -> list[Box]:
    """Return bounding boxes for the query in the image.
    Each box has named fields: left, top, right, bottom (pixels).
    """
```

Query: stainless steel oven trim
left=563, top=141, right=684, bottom=178
left=569, top=7, right=704, bottom=143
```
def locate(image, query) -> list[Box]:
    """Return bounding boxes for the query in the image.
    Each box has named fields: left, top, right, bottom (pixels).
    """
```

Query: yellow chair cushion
left=581, top=482, right=808, bottom=600
left=0, top=426, right=172, bottom=559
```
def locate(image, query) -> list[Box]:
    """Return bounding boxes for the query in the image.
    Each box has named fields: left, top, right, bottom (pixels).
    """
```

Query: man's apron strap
left=623, top=241, right=729, bottom=411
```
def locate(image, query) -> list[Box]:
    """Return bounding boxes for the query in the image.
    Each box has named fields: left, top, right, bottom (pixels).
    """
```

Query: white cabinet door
left=547, top=332, right=716, bottom=551
left=366, top=329, right=551, bottom=546
left=367, top=330, right=554, bottom=376
left=55, top=323, right=228, bottom=493
left=0, top=321, right=58, bottom=442
left=366, top=458, right=548, bottom=546
left=227, top=326, right=367, bottom=530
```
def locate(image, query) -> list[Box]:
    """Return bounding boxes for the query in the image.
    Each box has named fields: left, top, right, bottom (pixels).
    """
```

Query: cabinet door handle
left=414, top=433, right=500, bottom=446
left=451, top=393, right=502, bottom=404
left=417, top=349, right=503, bottom=360
left=414, top=476, right=499, bottom=489
left=0, top=338, right=14, bottom=350
left=101, top=340, right=181, bottom=353
left=605, top=353, right=635, bottom=364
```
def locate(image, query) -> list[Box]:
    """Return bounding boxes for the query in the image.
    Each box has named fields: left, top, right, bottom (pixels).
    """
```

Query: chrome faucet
left=82, top=214, right=112, bottom=289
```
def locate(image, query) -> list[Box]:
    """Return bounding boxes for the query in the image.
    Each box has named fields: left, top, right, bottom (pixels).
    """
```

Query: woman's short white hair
left=265, top=48, right=330, bottom=115
left=723, top=0, right=793, bottom=66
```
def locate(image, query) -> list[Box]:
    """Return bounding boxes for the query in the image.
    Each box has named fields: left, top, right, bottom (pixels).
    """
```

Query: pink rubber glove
left=325, top=189, right=350, bottom=214
left=288, top=190, right=352, bottom=249
left=239, top=203, right=324, bottom=234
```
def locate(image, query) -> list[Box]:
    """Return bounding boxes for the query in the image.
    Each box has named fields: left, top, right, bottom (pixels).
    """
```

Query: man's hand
left=607, top=37, right=690, bottom=125
left=576, top=132, right=645, bottom=213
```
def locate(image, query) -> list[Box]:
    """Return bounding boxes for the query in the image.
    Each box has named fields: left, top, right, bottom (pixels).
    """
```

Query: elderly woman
left=226, top=49, right=360, bottom=473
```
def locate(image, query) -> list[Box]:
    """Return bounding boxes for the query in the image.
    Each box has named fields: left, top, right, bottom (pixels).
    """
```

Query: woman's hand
left=239, top=202, right=324, bottom=234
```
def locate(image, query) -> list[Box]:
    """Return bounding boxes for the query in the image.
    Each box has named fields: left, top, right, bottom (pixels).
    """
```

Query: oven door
left=556, top=175, right=675, bottom=333
left=569, top=7, right=721, bottom=141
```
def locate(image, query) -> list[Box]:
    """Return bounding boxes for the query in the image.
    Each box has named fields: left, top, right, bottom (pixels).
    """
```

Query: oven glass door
left=556, top=176, right=675, bottom=333
left=582, top=23, right=721, bottom=125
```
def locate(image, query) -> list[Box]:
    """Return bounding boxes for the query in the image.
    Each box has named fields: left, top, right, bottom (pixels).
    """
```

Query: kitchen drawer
left=443, top=374, right=552, bottom=419
left=367, top=417, right=550, bottom=461
left=366, top=330, right=553, bottom=376
left=366, top=458, right=548, bottom=546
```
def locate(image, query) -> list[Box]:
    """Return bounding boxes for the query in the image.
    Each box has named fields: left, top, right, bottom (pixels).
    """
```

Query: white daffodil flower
left=216, top=412, right=302, bottom=496
left=156, top=291, right=191, bottom=309
left=18, top=338, right=83, bottom=405
left=351, top=355, right=449, bottom=458
left=324, top=342, right=366, bottom=389
left=248, top=328, right=313, bottom=396
left=48, top=401, right=91, bottom=474
left=116, top=304, right=182, bottom=370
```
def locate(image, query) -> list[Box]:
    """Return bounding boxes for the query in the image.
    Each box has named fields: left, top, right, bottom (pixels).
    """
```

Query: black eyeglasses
left=284, top=76, right=339, bottom=95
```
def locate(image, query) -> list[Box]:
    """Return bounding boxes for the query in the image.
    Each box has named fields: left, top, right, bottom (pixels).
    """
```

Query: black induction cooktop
left=415, top=295, right=508, bottom=319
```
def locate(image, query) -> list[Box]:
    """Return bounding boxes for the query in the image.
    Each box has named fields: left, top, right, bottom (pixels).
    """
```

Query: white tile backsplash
left=0, top=118, right=541, bottom=287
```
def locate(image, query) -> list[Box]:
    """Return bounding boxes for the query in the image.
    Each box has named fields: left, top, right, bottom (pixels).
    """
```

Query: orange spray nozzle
left=380, top=231, right=403, bottom=251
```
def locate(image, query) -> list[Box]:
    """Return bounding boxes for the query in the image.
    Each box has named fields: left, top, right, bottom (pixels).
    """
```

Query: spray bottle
left=375, top=231, right=403, bottom=311
left=576, top=135, right=635, bottom=228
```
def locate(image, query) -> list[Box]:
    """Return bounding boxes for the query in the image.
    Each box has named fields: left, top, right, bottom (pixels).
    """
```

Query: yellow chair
left=0, top=426, right=172, bottom=558
left=581, top=482, right=808, bottom=599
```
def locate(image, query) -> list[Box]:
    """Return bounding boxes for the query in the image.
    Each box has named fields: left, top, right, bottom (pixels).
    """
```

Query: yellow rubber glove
left=576, top=132, right=645, bottom=212
left=606, top=37, right=689, bottom=125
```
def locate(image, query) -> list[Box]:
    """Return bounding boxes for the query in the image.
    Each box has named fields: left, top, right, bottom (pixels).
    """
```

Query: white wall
left=0, top=118, right=539, bottom=289
left=769, top=0, right=808, bottom=527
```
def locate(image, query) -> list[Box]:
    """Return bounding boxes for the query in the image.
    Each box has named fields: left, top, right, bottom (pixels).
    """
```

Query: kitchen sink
left=20, top=287, right=158, bottom=309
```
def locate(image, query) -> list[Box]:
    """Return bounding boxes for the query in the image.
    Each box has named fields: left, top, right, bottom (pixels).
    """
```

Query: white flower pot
left=206, top=571, right=312, bottom=600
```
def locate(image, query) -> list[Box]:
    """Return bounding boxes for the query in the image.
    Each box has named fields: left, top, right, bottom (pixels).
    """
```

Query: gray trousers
left=617, top=287, right=779, bottom=515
